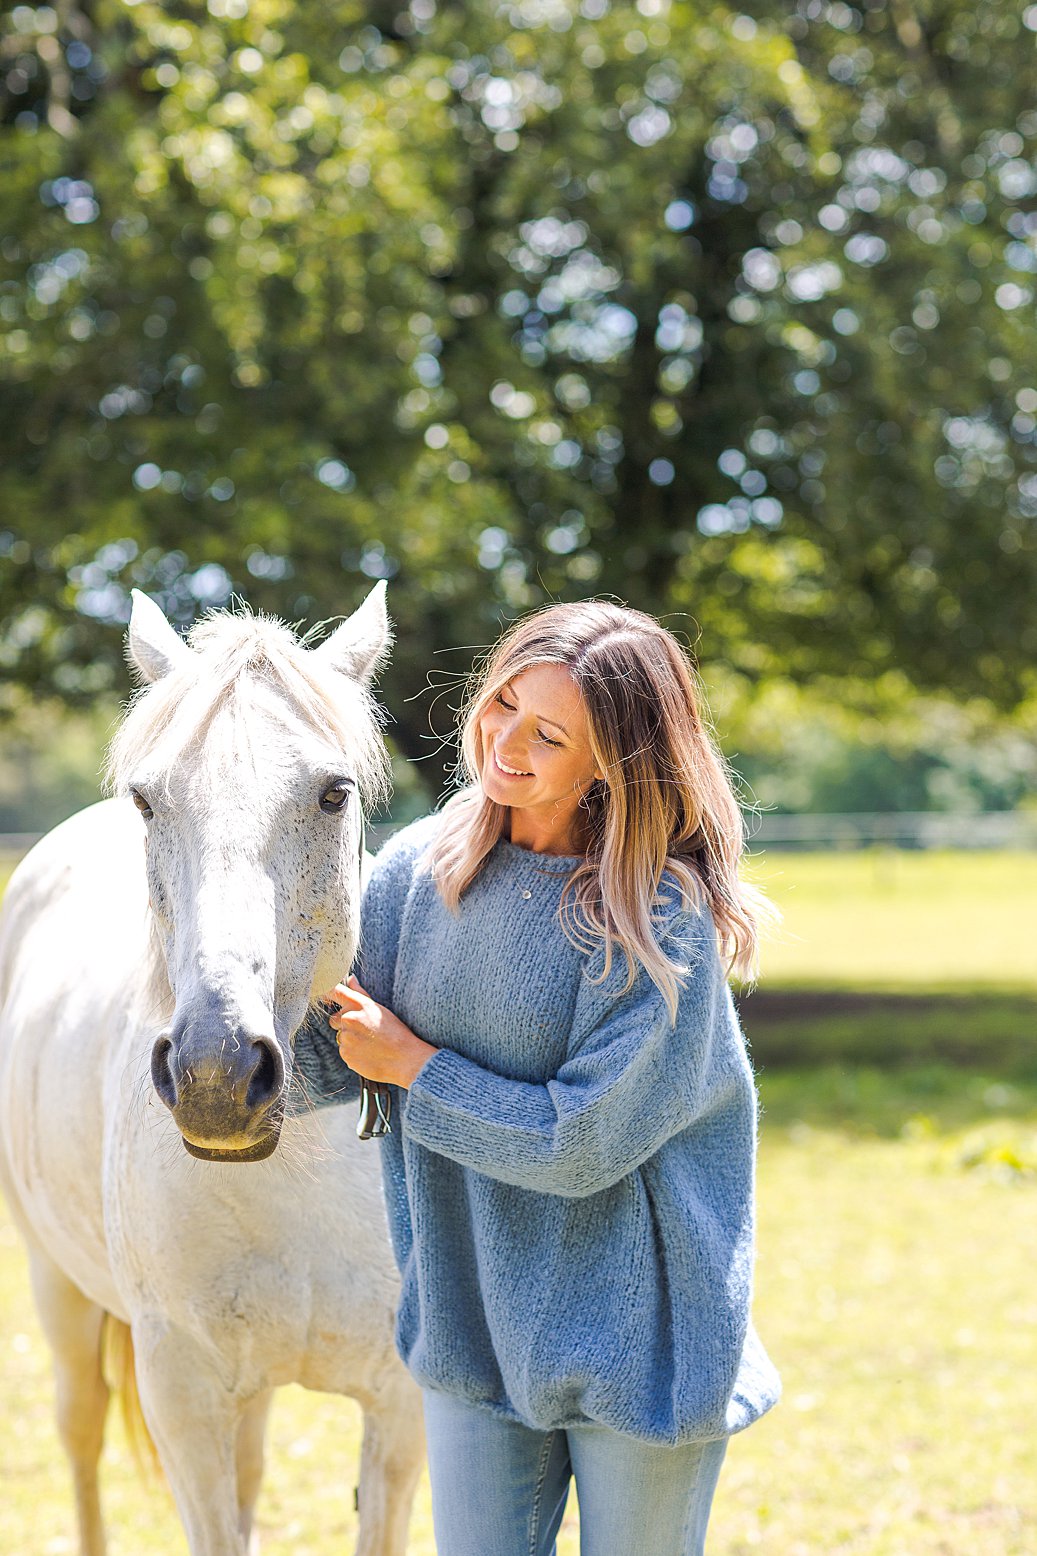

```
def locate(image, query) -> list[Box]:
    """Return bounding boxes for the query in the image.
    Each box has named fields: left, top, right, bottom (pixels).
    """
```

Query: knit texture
left=292, top=813, right=780, bottom=1445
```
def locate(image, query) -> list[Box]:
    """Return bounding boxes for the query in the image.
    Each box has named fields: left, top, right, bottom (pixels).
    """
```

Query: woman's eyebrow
left=503, top=680, right=570, bottom=734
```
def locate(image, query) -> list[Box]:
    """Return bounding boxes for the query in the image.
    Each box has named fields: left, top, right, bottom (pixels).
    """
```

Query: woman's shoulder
left=367, top=812, right=443, bottom=882
left=571, top=870, right=715, bottom=1009
left=655, top=867, right=715, bottom=948
left=361, top=815, right=443, bottom=928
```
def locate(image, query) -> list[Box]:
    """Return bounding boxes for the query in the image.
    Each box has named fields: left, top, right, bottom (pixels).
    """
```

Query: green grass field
left=2, top=848, right=1036, bottom=1554
left=750, top=848, right=1037, bottom=994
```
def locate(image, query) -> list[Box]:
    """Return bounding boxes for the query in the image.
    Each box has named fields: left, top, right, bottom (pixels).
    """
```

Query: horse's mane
left=104, top=607, right=390, bottom=805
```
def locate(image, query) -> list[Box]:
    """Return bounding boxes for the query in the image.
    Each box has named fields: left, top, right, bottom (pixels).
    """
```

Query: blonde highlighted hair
left=427, top=601, right=770, bottom=1021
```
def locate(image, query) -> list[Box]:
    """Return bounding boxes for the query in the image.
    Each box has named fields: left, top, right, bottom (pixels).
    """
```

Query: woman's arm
left=335, top=907, right=752, bottom=1197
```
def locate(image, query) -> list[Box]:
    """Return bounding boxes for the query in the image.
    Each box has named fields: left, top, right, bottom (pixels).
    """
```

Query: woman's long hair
left=427, top=601, right=770, bottom=1021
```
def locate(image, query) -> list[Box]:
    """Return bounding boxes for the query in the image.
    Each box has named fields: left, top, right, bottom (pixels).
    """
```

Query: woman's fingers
left=329, top=1008, right=373, bottom=1035
left=323, top=975, right=372, bottom=1022
left=326, top=987, right=435, bottom=1089
left=326, top=983, right=367, bottom=1011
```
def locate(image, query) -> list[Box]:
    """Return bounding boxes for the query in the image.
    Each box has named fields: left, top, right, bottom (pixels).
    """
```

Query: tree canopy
left=2, top=0, right=1035, bottom=762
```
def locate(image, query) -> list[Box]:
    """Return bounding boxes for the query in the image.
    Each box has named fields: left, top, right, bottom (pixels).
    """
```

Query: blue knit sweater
left=293, top=813, right=780, bottom=1445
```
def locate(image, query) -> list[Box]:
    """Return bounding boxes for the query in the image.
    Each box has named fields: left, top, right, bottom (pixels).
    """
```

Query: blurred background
left=1, top=1, right=1035, bottom=1553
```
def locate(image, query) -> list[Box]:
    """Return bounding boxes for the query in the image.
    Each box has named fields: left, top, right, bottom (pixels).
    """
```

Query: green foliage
left=711, top=672, right=1037, bottom=814
left=0, top=696, right=113, bottom=831
left=2, top=0, right=1036, bottom=759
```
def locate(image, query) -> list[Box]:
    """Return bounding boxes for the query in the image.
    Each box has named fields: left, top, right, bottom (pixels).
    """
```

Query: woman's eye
left=495, top=693, right=515, bottom=710
left=130, top=789, right=154, bottom=820
left=537, top=731, right=561, bottom=748
left=319, top=781, right=354, bottom=813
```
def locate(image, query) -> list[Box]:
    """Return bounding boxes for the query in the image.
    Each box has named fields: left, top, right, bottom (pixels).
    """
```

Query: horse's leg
left=26, top=1246, right=110, bottom=1556
left=235, top=1389, right=273, bottom=1556
left=132, top=1320, right=245, bottom=1556
left=354, top=1374, right=426, bottom=1556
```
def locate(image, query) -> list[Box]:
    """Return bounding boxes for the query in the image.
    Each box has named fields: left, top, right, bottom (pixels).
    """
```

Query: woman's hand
left=325, top=976, right=438, bottom=1091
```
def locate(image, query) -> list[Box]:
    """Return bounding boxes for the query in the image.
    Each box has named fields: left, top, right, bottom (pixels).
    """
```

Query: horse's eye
left=130, top=789, right=154, bottom=820
left=319, top=781, right=354, bottom=813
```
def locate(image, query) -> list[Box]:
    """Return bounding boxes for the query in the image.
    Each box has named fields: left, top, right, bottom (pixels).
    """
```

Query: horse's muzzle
left=181, top=1131, right=282, bottom=1163
left=151, top=1024, right=286, bottom=1160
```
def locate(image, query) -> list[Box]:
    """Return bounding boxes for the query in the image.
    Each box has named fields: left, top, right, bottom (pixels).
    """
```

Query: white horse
left=0, top=585, right=424, bottom=1556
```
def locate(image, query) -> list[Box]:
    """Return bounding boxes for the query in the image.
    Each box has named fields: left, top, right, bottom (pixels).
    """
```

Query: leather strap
left=355, top=809, right=392, bottom=1140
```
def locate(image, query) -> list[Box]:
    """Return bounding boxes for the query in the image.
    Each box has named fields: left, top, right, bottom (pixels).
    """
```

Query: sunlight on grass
left=749, top=850, right=1037, bottom=992
left=0, top=1179, right=572, bottom=1556
left=3, top=846, right=1036, bottom=1551
left=735, top=1123, right=1037, bottom=1556
left=4, top=1098, right=1036, bottom=1555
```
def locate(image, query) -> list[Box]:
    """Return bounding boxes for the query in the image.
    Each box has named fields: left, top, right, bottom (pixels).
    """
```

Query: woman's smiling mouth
left=493, top=750, right=533, bottom=778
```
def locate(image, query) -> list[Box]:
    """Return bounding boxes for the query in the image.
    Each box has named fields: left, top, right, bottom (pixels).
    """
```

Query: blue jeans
left=422, top=1388, right=728, bottom=1556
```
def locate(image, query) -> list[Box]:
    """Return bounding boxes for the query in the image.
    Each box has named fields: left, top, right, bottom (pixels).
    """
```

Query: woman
left=324, top=600, right=780, bottom=1555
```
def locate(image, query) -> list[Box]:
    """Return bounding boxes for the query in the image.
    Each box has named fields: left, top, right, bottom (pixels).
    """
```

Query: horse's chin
left=181, top=1128, right=282, bottom=1163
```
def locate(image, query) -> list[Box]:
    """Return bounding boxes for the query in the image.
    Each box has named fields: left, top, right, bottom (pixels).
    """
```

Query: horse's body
left=0, top=589, right=423, bottom=1556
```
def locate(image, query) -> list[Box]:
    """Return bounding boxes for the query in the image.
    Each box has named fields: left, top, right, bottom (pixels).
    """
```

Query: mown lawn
left=2, top=848, right=1036, bottom=1554
left=748, top=848, right=1037, bottom=994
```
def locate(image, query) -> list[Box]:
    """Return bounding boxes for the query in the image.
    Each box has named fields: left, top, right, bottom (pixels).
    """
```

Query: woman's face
left=477, top=664, right=602, bottom=824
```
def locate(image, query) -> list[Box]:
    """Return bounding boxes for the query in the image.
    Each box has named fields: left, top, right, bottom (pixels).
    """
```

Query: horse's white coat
left=0, top=588, right=423, bottom=1556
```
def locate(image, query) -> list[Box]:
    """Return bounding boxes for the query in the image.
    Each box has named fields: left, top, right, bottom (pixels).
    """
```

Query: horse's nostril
left=151, top=1035, right=178, bottom=1109
left=245, top=1037, right=283, bottom=1111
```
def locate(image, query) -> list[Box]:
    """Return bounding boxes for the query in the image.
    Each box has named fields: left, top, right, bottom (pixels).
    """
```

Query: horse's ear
left=127, top=589, right=192, bottom=683
left=312, top=581, right=392, bottom=685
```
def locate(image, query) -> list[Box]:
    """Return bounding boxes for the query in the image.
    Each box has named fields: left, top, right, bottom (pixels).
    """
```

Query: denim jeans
left=422, top=1388, right=729, bottom=1556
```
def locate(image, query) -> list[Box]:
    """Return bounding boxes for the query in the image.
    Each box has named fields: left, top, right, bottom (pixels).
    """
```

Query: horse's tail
left=101, top=1315, right=163, bottom=1480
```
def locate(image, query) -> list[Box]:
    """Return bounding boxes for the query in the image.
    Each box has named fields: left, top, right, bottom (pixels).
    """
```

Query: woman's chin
left=481, top=769, right=530, bottom=807
left=481, top=777, right=513, bottom=806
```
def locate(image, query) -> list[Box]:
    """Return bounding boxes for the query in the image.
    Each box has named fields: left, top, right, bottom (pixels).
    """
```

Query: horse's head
left=109, top=586, right=391, bottom=1162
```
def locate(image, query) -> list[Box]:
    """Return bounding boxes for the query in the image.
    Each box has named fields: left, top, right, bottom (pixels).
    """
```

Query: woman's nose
left=499, top=719, right=527, bottom=755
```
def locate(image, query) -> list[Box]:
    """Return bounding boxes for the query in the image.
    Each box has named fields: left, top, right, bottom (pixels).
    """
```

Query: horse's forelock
left=105, top=610, right=390, bottom=807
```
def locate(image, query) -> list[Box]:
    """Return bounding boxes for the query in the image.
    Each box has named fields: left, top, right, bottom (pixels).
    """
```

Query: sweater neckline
left=494, top=837, right=585, bottom=875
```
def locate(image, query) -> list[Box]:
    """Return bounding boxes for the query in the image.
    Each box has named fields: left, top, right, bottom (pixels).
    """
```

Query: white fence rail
left=3, top=812, right=1037, bottom=860
left=746, top=810, right=1037, bottom=850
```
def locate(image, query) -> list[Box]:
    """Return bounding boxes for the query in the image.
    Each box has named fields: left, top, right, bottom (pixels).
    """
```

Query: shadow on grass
left=737, top=989, right=1037, bottom=1138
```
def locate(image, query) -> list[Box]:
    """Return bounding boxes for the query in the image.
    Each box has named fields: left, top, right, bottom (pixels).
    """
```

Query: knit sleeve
left=288, top=1001, right=364, bottom=1112
left=401, top=903, right=748, bottom=1197
left=354, top=822, right=425, bottom=1008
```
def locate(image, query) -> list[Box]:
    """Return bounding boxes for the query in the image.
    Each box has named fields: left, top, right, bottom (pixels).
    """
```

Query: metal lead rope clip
left=357, top=1081, right=393, bottom=1140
